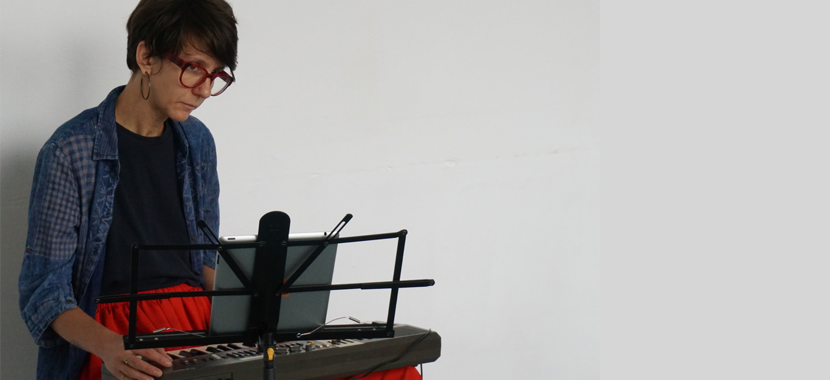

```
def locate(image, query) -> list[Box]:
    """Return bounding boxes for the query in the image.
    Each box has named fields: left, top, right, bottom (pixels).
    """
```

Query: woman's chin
left=169, top=112, right=191, bottom=122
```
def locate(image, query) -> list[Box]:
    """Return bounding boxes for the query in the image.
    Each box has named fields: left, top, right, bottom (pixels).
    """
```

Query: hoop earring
left=140, top=72, right=151, bottom=100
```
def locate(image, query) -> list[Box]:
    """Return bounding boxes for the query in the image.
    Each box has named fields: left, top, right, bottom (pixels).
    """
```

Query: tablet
left=209, top=232, right=336, bottom=335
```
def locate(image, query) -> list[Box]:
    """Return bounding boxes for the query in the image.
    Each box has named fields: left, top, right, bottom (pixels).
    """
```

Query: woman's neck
left=115, top=75, right=167, bottom=137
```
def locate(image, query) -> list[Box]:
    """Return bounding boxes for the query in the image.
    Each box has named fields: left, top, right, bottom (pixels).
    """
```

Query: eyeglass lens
left=180, top=63, right=231, bottom=95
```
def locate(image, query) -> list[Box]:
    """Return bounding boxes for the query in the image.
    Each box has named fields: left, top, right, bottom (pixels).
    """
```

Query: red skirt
left=78, top=283, right=212, bottom=380
left=332, top=367, right=422, bottom=380
left=77, top=283, right=421, bottom=380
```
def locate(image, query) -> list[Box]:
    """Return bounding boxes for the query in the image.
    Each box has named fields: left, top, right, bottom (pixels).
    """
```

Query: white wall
left=1, top=1, right=598, bottom=379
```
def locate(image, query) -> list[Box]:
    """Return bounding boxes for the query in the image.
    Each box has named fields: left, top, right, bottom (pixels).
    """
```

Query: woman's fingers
left=121, top=353, right=163, bottom=380
left=134, top=347, right=173, bottom=367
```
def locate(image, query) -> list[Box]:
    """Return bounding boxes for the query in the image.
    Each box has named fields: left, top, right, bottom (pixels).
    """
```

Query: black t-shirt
left=100, top=122, right=200, bottom=296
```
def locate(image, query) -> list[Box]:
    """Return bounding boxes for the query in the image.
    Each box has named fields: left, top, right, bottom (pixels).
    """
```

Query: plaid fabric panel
left=29, top=143, right=82, bottom=260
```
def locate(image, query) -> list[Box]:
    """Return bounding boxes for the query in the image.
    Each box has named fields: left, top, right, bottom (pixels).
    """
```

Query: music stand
left=96, top=211, right=435, bottom=380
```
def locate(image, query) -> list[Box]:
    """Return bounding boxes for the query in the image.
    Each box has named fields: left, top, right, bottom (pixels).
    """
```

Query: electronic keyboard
left=102, top=324, right=440, bottom=380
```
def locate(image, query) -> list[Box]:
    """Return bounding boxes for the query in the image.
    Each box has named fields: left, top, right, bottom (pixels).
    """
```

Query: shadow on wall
left=1, top=146, right=39, bottom=380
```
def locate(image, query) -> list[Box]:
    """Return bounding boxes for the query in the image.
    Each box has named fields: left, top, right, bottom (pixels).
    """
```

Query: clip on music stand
left=95, top=211, right=435, bottom=380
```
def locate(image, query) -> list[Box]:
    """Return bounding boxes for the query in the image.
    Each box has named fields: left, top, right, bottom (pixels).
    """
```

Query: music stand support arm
left=277, top=214, right=352, bottom=294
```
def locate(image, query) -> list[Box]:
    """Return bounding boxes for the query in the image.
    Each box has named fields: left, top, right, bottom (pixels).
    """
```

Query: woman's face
left=146, top=42, right=227, bottom=122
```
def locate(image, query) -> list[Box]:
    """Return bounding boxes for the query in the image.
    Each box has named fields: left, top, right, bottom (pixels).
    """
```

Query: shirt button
left=66, top=299, right=73, bottom=304
left=191, top=236, right=196, bottom=241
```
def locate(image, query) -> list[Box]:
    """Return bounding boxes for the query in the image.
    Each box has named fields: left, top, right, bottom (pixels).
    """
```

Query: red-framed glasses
left=165, top=54, right=235, bottom=96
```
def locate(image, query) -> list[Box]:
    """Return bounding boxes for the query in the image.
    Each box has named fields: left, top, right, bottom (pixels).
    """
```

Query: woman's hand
left=50, top=308, right=173, bottom=380
left=100, top=338, right=172, bottom=380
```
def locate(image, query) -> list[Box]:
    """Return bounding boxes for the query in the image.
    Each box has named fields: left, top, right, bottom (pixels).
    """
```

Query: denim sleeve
left=18, top=143, right=81, bottom=347
left=201, top=134, right=219, bottom=270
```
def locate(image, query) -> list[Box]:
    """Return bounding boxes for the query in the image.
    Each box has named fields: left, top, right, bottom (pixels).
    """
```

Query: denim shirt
left=18, top=86, right=220, bottom=380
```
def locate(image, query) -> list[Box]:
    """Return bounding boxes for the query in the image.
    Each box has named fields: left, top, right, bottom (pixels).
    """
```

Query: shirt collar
left=92, top=86, right=124, bottom=161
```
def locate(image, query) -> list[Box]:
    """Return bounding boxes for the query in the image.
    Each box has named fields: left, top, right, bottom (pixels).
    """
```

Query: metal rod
left=97, top=288, right=252, bottom=304
left=278, top=214, right=352, bottom=294
left=327, top=214, right=353, bottom=239
left=132, top=243, right=220, bottom=250
left=285, top=279, right=434, bottom=293
left=386, top=231, right=408, bottom=336
left=321, top=231, right=403, bottom=245
left=215, top=245, right=257, bottom=291
left=277, top=242, right=329, bottom=294
left=128, top=243, right=140, bottom=347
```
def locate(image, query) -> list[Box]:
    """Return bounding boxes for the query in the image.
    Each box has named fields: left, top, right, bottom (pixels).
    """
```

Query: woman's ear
left=135, top=41, right=157, bottom=74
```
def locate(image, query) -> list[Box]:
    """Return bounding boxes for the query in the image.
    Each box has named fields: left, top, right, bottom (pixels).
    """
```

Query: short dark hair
left=126, top=0, right=238, bottom=72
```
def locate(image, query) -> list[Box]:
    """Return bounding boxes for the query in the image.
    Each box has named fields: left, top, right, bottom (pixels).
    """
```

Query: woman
left=19, top=1, right=234, bottom=379
left=19, top=1, right=422, bottom=380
